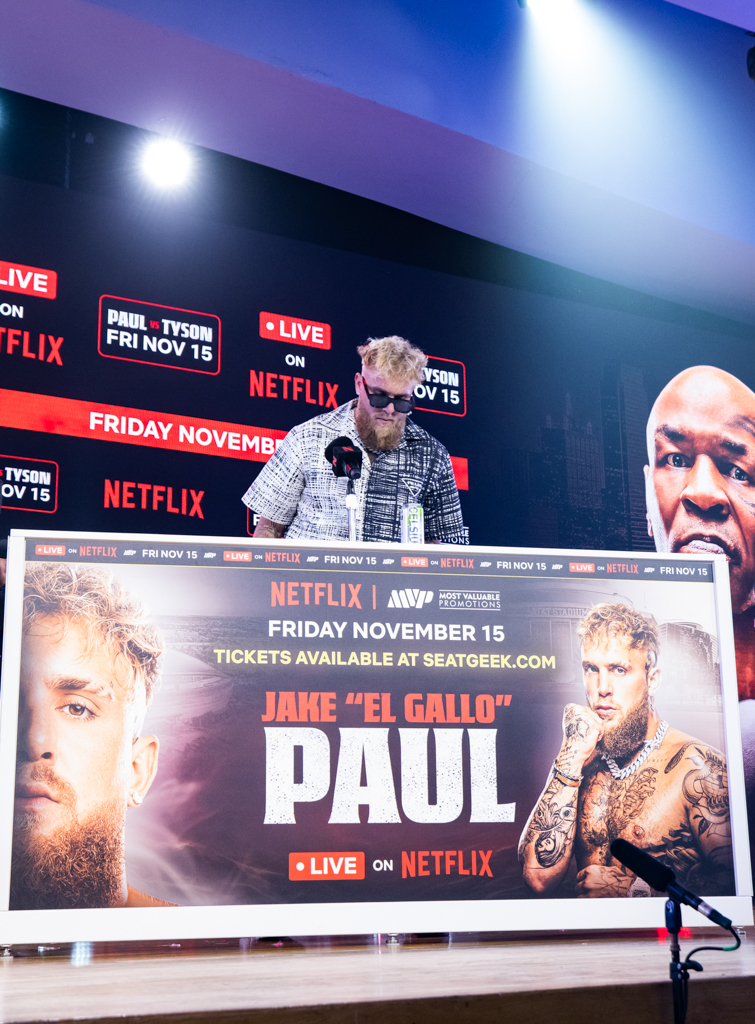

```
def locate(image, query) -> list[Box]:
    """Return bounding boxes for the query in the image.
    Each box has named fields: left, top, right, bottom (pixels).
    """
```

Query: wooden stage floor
left=1, top=929, right=754, bottom=1024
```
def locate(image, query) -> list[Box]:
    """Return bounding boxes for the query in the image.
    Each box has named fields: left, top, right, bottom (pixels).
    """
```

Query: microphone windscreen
left=610, top=838, right=675, bottom=892
left=324, top=436, right=355, bottom=466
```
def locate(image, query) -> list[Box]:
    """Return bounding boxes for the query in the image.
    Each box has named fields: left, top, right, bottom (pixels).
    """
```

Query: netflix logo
left=250, top=370, right=339, bottom=408
left=0, top=329, right=64, bottom=364
left=104, top=479, right=204, bottom=518
left=259, top=312, right=331, bottom=351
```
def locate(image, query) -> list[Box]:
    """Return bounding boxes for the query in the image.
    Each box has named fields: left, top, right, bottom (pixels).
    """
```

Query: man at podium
left=242, top=336, right=467, bottom=544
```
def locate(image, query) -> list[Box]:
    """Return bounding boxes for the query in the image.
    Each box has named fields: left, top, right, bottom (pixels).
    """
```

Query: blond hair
left=357, top=336, right=427, bottom=386
left=23, top=563, right=163, bottom=705
left=578, top=603, right=659, bottom=669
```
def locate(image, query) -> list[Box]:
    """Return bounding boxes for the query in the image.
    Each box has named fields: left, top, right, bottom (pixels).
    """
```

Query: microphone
left=324, top=436, right=362, bottom=481
left=610, top=838, right=732, bottom=929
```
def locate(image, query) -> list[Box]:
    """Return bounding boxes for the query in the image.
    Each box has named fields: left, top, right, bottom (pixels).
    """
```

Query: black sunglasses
left=362, top=382, right=415, bottom=414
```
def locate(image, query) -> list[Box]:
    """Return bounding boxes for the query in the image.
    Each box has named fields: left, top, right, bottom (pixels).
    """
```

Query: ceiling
left=1, top=0, right=754, bottom=325
left=664, top=0, right=754, bottom=30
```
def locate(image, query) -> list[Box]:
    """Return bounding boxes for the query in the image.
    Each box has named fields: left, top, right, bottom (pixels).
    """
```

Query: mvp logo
left=259, top=311, right=331, bottom=350
left=438, top=590, right=501, bottom=611
left=0, top=261, right=57, bottom=299
left=387, top=589, right=434, bottom=609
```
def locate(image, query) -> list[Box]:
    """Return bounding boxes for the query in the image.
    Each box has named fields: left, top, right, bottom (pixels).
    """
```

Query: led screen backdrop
left=1, top=87, right=755, bottom=552
left=3, top=84, right=755, bottom=910
left=0, top=531, right=750, bottom=943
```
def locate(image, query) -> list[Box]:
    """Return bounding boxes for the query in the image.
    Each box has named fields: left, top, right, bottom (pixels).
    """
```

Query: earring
left=130, top=791, right=143, bottom=806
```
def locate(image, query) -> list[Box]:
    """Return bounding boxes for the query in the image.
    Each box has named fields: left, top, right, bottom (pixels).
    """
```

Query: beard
left=10, top=764, right=126, bottom=910
left=354, top=403, right=406, bottom=451
left=595, top=691, right=652, bottom=760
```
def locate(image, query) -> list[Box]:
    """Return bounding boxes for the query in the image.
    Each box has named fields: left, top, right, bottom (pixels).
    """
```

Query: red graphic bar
left=259, top=312, right=331, bottom=350
left=289, top=852, right=365, bottom=880
left=450, top=456, right=469, bottom=491
left=0, top=261, right=57, bottom=300
left=0, top=389, right=287, bottom=463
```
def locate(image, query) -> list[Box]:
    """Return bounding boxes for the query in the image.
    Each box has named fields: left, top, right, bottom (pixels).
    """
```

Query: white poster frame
left=0, top=528, right=751, bottom=943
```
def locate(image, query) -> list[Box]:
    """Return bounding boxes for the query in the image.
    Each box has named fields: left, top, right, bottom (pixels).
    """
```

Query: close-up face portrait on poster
left=0, top=534, right=749, bottom=939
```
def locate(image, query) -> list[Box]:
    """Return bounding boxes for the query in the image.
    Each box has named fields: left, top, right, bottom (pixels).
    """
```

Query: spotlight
left=748, top=46, right=755, bottom=84
left=141, top=138, right=192, bottom=188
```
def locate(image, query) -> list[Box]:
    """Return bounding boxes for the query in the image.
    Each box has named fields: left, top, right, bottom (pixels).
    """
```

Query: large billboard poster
left=0, top=531, right=750, bottom=942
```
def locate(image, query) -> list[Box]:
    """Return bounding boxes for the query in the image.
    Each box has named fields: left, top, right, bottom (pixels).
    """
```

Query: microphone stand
left=665, top=898, right=702, bottom=1024
left=345, top=477, right=358, bottom=542
left=610, top=838, right=741, bottom=1024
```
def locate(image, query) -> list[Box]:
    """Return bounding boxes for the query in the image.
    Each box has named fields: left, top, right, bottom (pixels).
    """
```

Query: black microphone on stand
left=324, top=436, right=362, bottom=481
left=611, top=838, right=740, bottom=1024
left=610, top=838, right=731, bottom=928
left=324, top=437, right=362, bottom=542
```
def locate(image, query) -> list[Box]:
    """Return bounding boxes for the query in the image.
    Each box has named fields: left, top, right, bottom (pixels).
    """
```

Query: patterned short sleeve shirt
left=241, top=401, right=467, bottom=544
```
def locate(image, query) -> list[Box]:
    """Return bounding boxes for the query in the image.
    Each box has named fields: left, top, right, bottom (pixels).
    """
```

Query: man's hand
left=0, top=558, right=6, bottom=587
left=556, top=703, right=604, bottom=777
left=575, top=864, right=633, bottom=898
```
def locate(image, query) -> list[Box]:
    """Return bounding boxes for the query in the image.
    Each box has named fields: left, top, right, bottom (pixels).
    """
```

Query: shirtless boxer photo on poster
left=519, top=602, right=733, bottom=898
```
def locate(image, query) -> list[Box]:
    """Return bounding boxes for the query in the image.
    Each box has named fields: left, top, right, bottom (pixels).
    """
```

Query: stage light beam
left=518, top=0, right=576, bottom=14
left=140, top=139, right=192, bottom=188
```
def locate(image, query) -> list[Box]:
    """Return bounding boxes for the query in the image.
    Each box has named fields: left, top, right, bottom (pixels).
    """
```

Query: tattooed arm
left=253, top=517, right=287, bottom=539
left=518, top=703, right=603, bottom=892
left=681, top=746, right=734, bottom=893
left=518, top=778, right=580, bottom=892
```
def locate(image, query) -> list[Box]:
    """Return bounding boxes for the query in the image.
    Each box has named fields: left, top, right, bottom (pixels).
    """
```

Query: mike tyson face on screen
left=645, top=366, right=755, bottom=616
